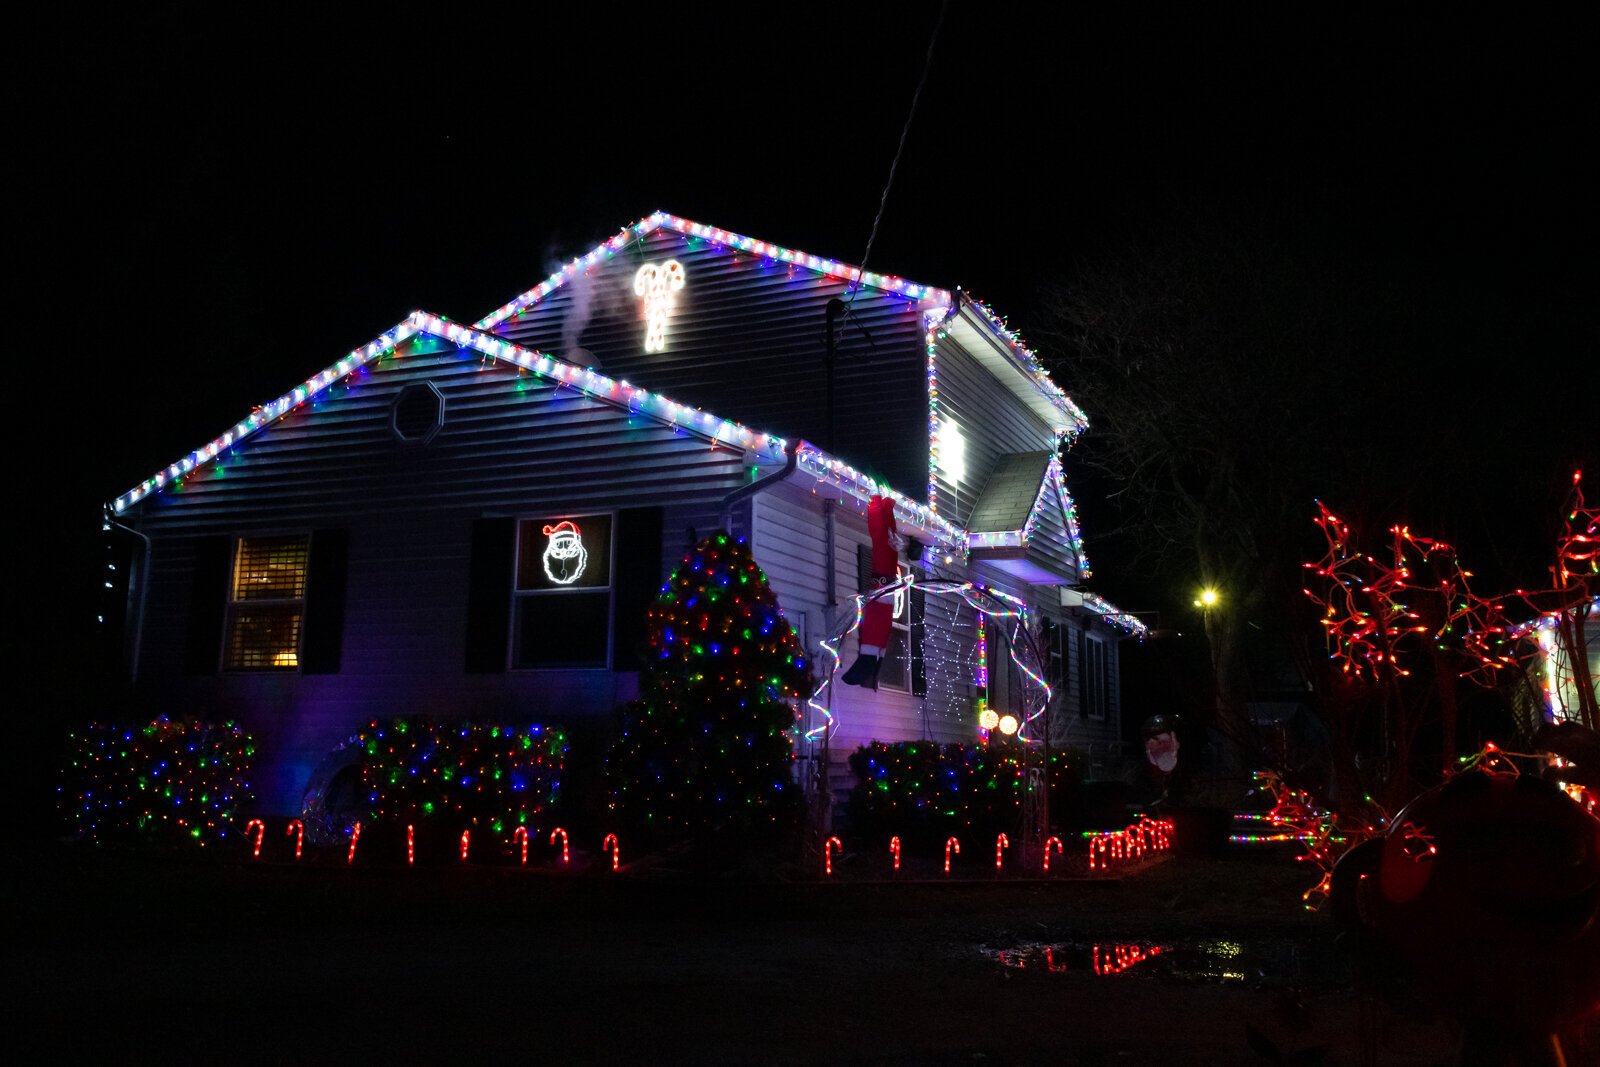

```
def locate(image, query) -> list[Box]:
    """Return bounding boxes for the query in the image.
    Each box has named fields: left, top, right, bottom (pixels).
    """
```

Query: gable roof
left=108, top=311, right=973, bottom=553
left=110, top=229, right=1139, bottom=635
left=968, top=452, right=1054, bottom=533
left=968, top=454, right=1090, bottom=577
left=110, top=311, right=786, bottom=516
left=474, top=211, right=1087, bottom=435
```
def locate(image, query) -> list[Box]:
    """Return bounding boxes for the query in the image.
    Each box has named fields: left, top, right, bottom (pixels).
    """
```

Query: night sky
left=18, top=8, right=1596, bottom=688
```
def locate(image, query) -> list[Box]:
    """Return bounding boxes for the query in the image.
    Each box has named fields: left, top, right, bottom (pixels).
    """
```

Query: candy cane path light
left=347, top=822, right=362, bottom=864
left=995, top=833, right=1010, bottom=870
left=513, top=826, right=528, bottom=865
left=285, top=819, right=303, bottom=861
left=1043, top=836, right=1062, bottom=872
left=945, top=836, right=960, bottom=874
left=245, top=819, right=265, bottom=859
left=825, top=836, right=843, bottom=876
left=551, top=827, right=569, bottom=864
left=889, top=836, right=901, bottom=872
left=602, top=833, right=620, bottom=871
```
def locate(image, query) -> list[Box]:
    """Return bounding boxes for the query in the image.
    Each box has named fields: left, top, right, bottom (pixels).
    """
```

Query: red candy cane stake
left=285, top=820, right=303, bottom=861
left=602, top=833, right=620, bottom=871
left=551, top=827, right=570, bottom=864
left=459, top=829, right=470, bottom=864
left=245, top=819, right=266, bottom=859
left=513, top=826, right=528, bottom=866
left=995, top=833, right=1010, bottom=871
left=347, top=822, right=362, bottom=865
left=824, top=836, right=843, bottom=876
left=945, top=836, right=960, bottom=874
left=889, top=835, right=901, bottom=872
left=406, top=825, right=415, bottom=866
left=1043, top=836, right=1062, bottom=872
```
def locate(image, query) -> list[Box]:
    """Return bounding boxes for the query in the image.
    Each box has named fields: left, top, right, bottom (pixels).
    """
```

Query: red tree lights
left=1304, top=470, right=1597, bottom=780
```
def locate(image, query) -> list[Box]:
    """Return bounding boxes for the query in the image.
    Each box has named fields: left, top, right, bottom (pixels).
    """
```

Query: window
left=1078, top=629, right=1107, bottom=720
left=512, top=513, right=613, bottom=668
left=877, top=565, right=913, bottom=691
left=391, top=382, right=445, bottom=443
left=225, top=535, right=309, bottom=670
left=858, top=546, right=920, bottom=693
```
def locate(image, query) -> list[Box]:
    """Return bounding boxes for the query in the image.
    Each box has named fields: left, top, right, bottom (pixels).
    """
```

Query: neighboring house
left=107, top=212, right=1144, bottom=813
left=1510, top=596, right=1599, bottom=728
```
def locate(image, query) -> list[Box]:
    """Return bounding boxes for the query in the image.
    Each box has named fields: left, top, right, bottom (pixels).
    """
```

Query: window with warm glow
left=225, top=535, right=309, bottom=670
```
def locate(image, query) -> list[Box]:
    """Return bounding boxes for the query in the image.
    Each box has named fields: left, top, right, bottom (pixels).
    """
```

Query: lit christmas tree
left=610, top=531, right=811, bottom=845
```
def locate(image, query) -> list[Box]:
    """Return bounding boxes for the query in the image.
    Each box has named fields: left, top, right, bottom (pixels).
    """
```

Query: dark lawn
left=8, top=846, right=1575, bottom=1065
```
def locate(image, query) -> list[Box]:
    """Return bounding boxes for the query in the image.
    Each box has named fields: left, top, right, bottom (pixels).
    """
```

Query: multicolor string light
left=58, top=717, right=255, bottom=846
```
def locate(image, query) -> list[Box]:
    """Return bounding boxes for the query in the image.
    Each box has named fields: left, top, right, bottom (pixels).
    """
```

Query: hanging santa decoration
left=843, top=496, right=900, bottom=688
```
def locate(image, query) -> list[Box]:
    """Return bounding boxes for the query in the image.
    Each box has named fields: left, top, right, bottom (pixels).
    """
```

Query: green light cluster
left=58, top=716, right=256, bottom=846
left=609, top=532, right=811, bottom=843
left=355, top=718, right=566, bottom=833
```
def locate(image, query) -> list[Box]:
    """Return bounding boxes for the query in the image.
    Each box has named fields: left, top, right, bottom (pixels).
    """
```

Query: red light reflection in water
left=1092, top=944, right=1164, bottom=975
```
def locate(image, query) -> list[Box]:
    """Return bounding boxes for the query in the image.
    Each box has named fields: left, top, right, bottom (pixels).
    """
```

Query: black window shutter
left=611, top=507, right=664, bottom=671
left=301, top=528, right=349, bottom=674
left=185, top=535, right=232, bottom=674
left=1077, top=628, right=1089, bottom=719
left=857, top=544, right=873, bottom=593
left=910, top=585, right=927, bottom=696
left=465, top=517, right=516, bottom=673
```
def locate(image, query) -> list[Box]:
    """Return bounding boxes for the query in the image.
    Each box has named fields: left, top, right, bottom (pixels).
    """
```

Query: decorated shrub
left=847, top=740, right=1076, bottom=848
left=355, top=718, right=565, bottom=836
left=609, top=531, right=811, bottom=847
left=59, top=716, right=256, bottom=846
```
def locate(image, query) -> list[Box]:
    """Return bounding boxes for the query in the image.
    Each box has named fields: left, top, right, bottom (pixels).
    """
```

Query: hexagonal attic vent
left=392, top=382, right=445, bottom=444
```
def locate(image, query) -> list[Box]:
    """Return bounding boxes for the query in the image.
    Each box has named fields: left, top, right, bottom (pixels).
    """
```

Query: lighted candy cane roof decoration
left=111, top=311, right=790, bottom=514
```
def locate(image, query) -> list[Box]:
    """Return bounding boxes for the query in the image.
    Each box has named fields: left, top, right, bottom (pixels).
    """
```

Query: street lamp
left=1194, top=588, right=1219, bottom=609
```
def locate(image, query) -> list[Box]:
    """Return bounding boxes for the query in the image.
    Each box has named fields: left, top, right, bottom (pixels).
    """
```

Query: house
left=107, top=212, right=1145, bottom=814
left=1510, top=595, right=1599, bottom=730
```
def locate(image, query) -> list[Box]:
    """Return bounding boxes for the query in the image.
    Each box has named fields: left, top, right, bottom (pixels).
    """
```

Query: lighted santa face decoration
left=541, top=521, right=588, bottom=585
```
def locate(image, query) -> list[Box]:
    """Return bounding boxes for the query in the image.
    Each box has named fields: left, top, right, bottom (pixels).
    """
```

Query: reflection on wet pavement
left=985, top=937, right=1343, bottom=986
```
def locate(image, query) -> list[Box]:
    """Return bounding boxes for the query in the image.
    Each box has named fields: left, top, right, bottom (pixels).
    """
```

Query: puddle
left=984, top=938, right=1345, bottom=986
